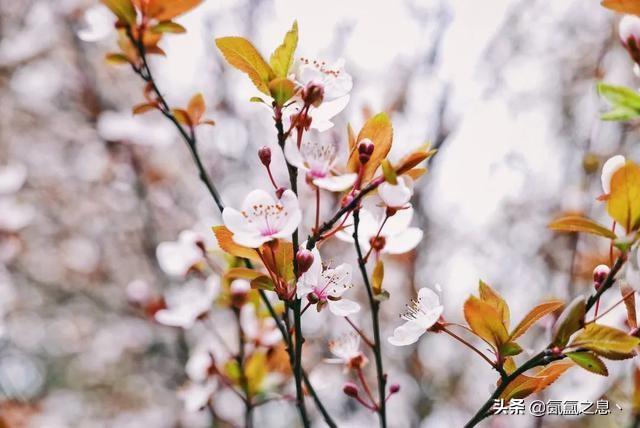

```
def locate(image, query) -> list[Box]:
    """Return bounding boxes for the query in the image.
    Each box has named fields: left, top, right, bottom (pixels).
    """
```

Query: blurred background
left=1, top=0, right=639, bottom=426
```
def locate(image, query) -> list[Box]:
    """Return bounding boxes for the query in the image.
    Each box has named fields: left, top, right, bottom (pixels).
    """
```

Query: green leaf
left=269, top=78, right=296, bottom=107
left=552, top=296, right=586, bottom=348
left=381, top=159, right=398, bottom=185
left=224, top=267, right=263, bottom=282
left=500, top=342, right=523, bottom=357
left=101, top=0, right=137, bottom=25
left=269, top=21, right=298, bottom=78
left=601, top=106, right=640, bottom=121
left=215, top=37, right=274, bottom=95
left=566, top=351, right=608, bottom=376
left=250, top=275, right=275, bottom=291
left=151, top=21, right=187, bottom=34
left=372, top=260, right=384, bottom=295
left=598, top=82, right=640, bottom=109
left=510, top=300, right=564, bottom=341
left=569, top=323, right=640, bottom=359
left=548, top=215, right=617, bottom=239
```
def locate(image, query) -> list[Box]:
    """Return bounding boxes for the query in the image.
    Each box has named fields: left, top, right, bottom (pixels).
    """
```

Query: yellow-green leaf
left=245, top=351, right=267, bottom=396
left=552, top=296, right=586, bottom=347
left=215, top=37, right=274, bottom=95
left=510, top=300, right=564, bottom=341
left=269, top=21, right=298, bottom=78
left=105, top=52, right=131, bottom=65
left=251, top=275, right=275, bottom=291
left=372, top=260, right=384, bottom=295
left=499, top=342, right=523, bottom=357
left=548, top=215, right=617, bottom=239
left=212, top=226, right=260, bottom=261
left=347, top=113, right=393, bottom=182
left=569, top=323, right=640, bottom=358
left=101, top=0, right=137, bottom=25
left=381, top=159, right=398, bottom=185
left=607, top=161, right=640, bottom=231
left=151, top=21, right=186, bottom=34
left=566, top=351, right=608, bottom=376
left=463, top=295, right=510, bottom=349
left=224, top=267, right=262, bottom=282
left=269, top=78, right=296, bottom=107
left=478, top=280, right=510, bottom=328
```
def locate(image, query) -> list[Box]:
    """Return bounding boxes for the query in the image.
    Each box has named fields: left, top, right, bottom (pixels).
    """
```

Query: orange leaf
left=346, top=113, right=393, bottom=182
left=510, top=300, right=564, bottom=341
left=212, top=226, right=260, bottom=261
left=147, top=0, right=203, bottom=20
left=479, top=280, right=510, bottom=328
left=602, top=0, right=640, bottom=15
left=172, top=108, right=192, bottom=127
left=607, top=160, right=640, bottom=231
left=463, top=295, right=510, bottom=349
left=395, top=145, right=436, bottom=176
left=132, top=102, right=158, bottom=115
left=187, top=93, right=206, bottom=124
left=500, top=360, right=573, bottom=401
left=621, top=283, right=638, bottom=329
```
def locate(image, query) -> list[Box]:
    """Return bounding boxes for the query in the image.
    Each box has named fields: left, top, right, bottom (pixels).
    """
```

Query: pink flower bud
left=258, top=146, right=271, bottom=166
left=358, top=139, right=374, bottom=164
left=296, top=249, right=314, bottom=275
left=593, top=264, right=610, bottom=288
left=389, top=384, right=400, bottom=394
left=343, top=382, right=359, bottom=398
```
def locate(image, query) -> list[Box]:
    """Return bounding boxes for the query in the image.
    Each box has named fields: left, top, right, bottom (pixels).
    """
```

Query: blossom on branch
left=378, top=176, right=414, bottom=209
left=388, top=286, right=443, bottom=346
left=296, top=247, right=360, bottom=316
left=337, top=205, right=423, bottom=255
left=284, top=139, right=357, bottom=191
left=222, top=189, right=301, bottom=248
left=155, top=276, right=219, bottom=329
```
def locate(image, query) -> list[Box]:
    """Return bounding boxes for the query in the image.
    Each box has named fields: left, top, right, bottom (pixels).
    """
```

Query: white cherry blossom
left=222, top=189, right=301, bottom=248
left=296, top=247, right=360, bottom=316
left=155, top=277, right=219, bottom=329
left=290, top=58, right=353, bottom=131
left=378, top=176, right=414, bottom=209
left=326, top=332, right=368, bottom=369
left=284, top=139, right=357, bottom=191
left=179, top=379, right=217, bottom=413
left=388, top=286, right=443, bottom=347
left=337, top=205, right=423, bottom=255
left=620, top=15, right=640, bottom=46
left=156, top=230, right=205, bottom=277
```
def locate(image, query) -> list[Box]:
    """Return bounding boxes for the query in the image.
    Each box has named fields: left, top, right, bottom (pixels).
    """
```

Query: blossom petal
left=284, top=140, right=306, bottom=169
left=383, top=205, right=414, bottom=235
left=328, top=298, right=360, bottom=316
left=230, top=232, right=270, bottom=249
left=383, top=227, right=423, bottom=254
left=378, top=176, right=413, bottom=208
left=418, top=287, right=441, bottom=312
left=387, top=321, right=426, bottom=346
left=314, top=173, right=357, bottom=191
